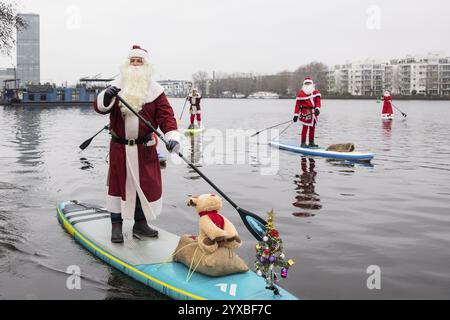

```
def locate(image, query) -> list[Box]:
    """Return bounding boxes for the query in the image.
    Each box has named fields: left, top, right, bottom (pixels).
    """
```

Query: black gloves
left=314, top=108, right=320, bottom=116
left=103, top=86, right=121, bottom=106
left=293, top=115, right=299, bottom=123
left=166, top=140, right=180, bottom=154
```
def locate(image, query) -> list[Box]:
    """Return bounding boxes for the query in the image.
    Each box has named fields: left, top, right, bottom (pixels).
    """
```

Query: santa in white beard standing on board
left=293, top=77, right=322, bottom=148
left=94, top=45, right=180, bottom=243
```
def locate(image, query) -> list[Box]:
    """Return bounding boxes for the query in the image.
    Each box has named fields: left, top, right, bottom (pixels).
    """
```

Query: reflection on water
left=1, top=100, right=450, bottom=299
left=382, top=119, right=393, bottom=141
left=184, top=134, right=203, bottom=180
left=292, top=157, right=321, bottom=217
left=80, top=157, right=94, bottom=170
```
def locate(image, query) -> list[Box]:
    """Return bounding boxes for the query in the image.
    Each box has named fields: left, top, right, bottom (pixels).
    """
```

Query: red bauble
left=270, top=229, right=280, bottom=238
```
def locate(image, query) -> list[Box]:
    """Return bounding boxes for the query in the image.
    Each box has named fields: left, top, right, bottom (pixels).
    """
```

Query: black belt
left=110, top=131, right=154, bottom=146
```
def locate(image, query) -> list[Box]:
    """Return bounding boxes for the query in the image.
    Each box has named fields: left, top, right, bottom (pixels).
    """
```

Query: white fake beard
left=120, top=62, right=153, bottom=116
left=302, top=84, right=315, bottom=95
left=384, top=92, right=390, bottom=97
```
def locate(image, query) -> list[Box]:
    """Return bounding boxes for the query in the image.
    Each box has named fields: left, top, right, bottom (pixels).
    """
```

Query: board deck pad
left=183, top=126, right=206, bottom=135
left=57, top=201, right=298, bottom=300
left=270, top=140, right=374, bottom=161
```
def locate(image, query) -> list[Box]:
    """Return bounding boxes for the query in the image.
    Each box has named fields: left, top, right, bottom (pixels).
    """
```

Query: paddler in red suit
left=293, top=77, right=322, bottom=148
left=94, top=45, right=180, bottom=243
left=187, top=88, right=202, bottom=129
left=381, top=90, right=394, bottom=119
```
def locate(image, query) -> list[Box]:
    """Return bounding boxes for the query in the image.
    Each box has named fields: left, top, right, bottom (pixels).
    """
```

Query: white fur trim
left=128, top=49, right=149, bottom=60
left=296, top=93, right=321, bottom=101
left=165, top=130, right=180, bottom=143
left=105, top=110, right=163, bottom=221
left=106, top=194, right=162, bottom=221
left=97, top=90, right=116, bottom=112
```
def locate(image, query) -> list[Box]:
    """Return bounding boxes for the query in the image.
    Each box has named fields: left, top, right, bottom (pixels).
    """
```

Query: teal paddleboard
left=270, top=141, right=374, bottom=162
left=57, top=201, right=298, bottom=300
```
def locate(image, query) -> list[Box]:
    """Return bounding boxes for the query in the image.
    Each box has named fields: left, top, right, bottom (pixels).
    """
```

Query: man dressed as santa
left=94, top=45, right=180, bottom=243
left=381, top=90, right=394, bottom=120
left=187, top=87, right=202, bottom=129
left=293, top=77, right=322, bottom=148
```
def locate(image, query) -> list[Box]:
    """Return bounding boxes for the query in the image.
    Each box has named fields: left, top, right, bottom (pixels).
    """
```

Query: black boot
left=111, top=223, right=124, bottom=243
left=133, top=221, right=159, bottom=238
left=309, top=141, right=319, bottom=148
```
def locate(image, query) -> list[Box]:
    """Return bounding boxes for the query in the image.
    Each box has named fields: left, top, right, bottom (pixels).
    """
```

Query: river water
left=0, top=98, right=449, bottom=300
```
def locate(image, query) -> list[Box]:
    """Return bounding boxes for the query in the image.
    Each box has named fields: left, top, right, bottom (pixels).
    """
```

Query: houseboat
left=1, top=78, right=113, bottom=107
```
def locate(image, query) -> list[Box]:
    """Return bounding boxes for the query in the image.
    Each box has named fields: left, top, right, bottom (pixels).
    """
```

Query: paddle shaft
left=117, top=95, right=244, bottom=212
left=80, top=125, right=109, bottom=150
left=273, top=122, right=294, bottom=141
left=391, top=102, right=407, bottom=117
left=179, top=84, right=193, bottom=120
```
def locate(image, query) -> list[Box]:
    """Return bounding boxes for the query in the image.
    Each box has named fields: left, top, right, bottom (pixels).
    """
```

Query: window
left=41, top=94, right=46, bottom=101
left=29, top=94, right=34, bottom=101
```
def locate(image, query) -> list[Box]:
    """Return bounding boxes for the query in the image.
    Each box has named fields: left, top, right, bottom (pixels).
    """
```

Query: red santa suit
left=294, top=79, right=322, bottom=145
left=382, top=93, right=394, bottom=117
left=94, top=79, right=179, bottom=222
left=188, top=92, right=202, bottom=125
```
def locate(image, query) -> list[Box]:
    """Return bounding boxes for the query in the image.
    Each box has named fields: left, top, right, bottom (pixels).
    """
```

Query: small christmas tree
left=254, top=209, right=295, bottom=296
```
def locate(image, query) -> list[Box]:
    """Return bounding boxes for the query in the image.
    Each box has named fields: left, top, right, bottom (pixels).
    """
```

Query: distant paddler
left=187, top=88, right=203, bottom=129
left=381, top=90, right=394, bottom=120
left=293, top=77, right=322, bottom=148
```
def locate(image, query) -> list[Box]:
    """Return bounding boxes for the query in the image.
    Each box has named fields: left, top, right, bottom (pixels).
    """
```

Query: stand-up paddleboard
left=183, top=126, right=206, bottom=135
left=57, top=201, right=298, bottom=300
left=270, top=141, right=374, bottom=162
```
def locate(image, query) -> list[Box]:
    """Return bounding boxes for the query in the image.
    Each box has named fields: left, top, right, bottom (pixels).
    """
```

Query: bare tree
left=192, top=71, right=209, bottom=95
left=0, top=1, right=28, bottom=55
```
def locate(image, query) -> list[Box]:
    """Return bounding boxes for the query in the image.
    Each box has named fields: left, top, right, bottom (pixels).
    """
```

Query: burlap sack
left=172, top=235, right=249, bottom=277
left=326, top=143, right=355, bottom=152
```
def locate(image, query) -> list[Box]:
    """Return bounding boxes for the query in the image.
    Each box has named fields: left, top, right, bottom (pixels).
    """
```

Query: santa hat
left=303, top=77, right=314, bottom=85
left=127, top=45, right=150, bottom=61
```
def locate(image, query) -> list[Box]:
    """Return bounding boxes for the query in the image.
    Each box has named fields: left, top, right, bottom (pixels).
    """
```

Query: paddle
left=272, top=121, right=294, bottom=141
left=79, top=125, right=109, bottom=150
left=179, top=84, right=193, bottom=121
left=117, top=95, right=267, bottom=241
left=391, top=103, right=407, bottom=118
left=251, top=120, right=292, bottom=138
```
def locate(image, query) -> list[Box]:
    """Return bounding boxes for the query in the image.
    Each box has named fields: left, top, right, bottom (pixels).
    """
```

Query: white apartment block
left=327, top=53, right=450, bottom=96
left=158, top=80, right=192, bottom=97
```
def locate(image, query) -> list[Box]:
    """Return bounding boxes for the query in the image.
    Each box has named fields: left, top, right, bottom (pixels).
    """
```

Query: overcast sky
left=1, top=0, right=450, bottom=84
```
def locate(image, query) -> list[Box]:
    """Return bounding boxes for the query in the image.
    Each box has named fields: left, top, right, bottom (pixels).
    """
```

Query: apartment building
left=327, top=53, right=450, bottom=96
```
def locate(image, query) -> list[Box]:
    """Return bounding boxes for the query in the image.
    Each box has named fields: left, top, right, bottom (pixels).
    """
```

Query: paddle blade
left=237, top=208, right=267, bottom=241
left=79, top=138, right=92, bottom=151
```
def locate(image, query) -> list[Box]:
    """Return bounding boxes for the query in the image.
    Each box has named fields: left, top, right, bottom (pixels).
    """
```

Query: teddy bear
left=172, top=194, right=249, bottom=277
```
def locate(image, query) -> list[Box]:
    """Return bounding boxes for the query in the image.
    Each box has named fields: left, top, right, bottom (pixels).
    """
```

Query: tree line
left=192, top=62, right=328, bottom=98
